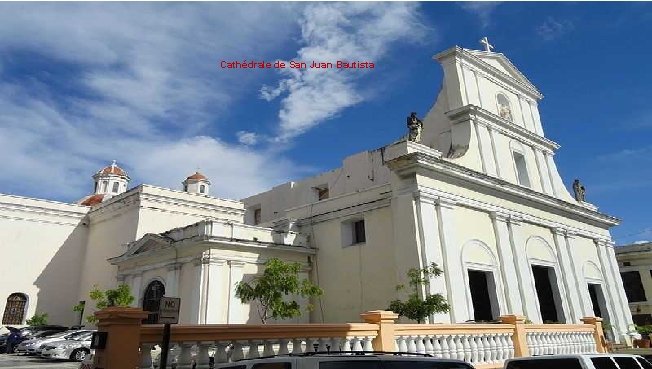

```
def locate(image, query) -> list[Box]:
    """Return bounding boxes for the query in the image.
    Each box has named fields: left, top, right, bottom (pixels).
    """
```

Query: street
left=0, top=354, right=79, bottom=368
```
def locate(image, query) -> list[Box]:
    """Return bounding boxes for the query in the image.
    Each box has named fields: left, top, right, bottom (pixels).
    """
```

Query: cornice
left=386, top=150, right=619, bottom=231
left=0, top=195, right=88, bottom=224
left=434, top=46, right=543, bottom=100
left=446, top=104, right=560, bottom=153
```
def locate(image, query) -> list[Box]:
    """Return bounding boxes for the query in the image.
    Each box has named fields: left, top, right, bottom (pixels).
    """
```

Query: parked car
left=14, top=329, right=71, bottom=354
left=504, top=354, right=652, bottom=369
left=215, top=352, right=475, bottom=369
left=3, top=325, right=69, bottom=353
left=40, top=331, right=95, bottom=361
left=18, top=330, right=93, bottom=355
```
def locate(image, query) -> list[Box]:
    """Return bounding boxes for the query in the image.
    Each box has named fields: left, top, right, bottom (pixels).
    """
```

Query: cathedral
left=0, top=42, right=635, bottom=343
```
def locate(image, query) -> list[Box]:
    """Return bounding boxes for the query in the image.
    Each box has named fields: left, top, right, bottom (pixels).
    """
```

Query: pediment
left=464, top=49, right=541, bottom=97
left=125, top=233, right=172, bottom=257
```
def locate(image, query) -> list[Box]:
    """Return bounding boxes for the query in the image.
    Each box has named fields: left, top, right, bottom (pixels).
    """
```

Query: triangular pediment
left=464, top=49, right=541, bottom=97
left=124, top=233, right=172, bottom=257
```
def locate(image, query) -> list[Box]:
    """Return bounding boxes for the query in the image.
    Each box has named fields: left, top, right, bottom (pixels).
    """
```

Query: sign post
left=157, top=297, right=181, bottom=369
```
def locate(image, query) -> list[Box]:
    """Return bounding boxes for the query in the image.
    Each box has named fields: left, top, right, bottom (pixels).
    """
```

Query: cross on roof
left=479, top=37, right=494, bottom=52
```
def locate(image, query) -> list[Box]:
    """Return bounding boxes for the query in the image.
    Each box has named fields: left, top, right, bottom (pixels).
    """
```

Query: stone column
left=360, top=310, right=398, bottom=351
left=506, top=217, right=540, bottom=321
left=491, top=212, right=524, bottom=315
left=205, top=259, right=227, bottom=324
left=165, top=263, right=182, bottom=298
left=227, top=260, right=246, bottom=323
left=415, top=193, right=450, bottom=323
left=552, top=228, right=582, bottom=322
left=435, top=199, right=468, bottom=322
left=500, top=315, right=529, bottom=357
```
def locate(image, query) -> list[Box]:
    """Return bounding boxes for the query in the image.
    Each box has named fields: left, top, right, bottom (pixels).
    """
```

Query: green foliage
left=26, top=312, right=48, bottom=326
left=387, top=263, right=449, bottom=323
left=636, top=325, right=652, bottom=335
left=80, top=284, right=135, bottom=324
left=235, top=258, right=323, bottom=324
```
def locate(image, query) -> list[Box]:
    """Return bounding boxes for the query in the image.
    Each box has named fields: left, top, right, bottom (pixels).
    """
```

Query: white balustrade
left=526, top=331, right=598, bottom=356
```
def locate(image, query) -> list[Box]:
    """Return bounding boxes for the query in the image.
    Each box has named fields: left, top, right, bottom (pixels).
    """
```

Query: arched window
left=2, top=293, right=28, bottom=324
left=199, top=185, right=206, bottom=194
left=112, top=182, right=119, bottom=193
left=101, top=181, right=108, bottom=192
left=496, top=93, right=513, bottom=122
left=142, top=280, right=165, bottom=324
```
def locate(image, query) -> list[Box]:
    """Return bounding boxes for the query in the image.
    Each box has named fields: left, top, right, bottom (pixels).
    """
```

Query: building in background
left=0, top=41, right=635, bottom=343
left=615, top=242, right=652, bottom=325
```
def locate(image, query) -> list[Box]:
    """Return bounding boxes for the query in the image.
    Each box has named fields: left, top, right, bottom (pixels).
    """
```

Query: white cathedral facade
left=0, top=43, right=635, bottom=343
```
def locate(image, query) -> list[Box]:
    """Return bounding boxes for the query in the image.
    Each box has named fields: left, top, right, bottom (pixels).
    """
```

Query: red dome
left=186, top=172, right=208, bottom=181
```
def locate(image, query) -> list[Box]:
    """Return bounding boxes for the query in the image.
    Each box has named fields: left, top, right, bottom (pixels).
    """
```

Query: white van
left=505, top=354, right=652, bottom=369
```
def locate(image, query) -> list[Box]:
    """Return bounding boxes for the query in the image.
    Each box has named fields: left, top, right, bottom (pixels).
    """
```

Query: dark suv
left=215, top=352, right=475, bottom=369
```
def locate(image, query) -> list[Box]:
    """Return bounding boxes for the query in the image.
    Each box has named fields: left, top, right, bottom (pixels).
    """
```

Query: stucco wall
left=0, top=194, right=88, bottom=326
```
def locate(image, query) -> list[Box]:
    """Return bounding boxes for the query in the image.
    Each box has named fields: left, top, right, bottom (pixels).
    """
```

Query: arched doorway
left=2, top=293, right=28, bottom=324
left=142, top=280, right=165, bottom=324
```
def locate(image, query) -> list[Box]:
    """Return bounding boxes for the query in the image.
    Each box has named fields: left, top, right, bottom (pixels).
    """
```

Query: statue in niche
left=497, top=93, right=513, bottom=122
left=407, top=112, right=423, bottom=143
left=573, top=179, right=586, bottom=202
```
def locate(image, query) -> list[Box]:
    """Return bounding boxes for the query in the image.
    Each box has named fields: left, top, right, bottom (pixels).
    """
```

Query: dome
left=186, top=171, right=208, bottom=181
left=96, top=160, right=128, bottom=178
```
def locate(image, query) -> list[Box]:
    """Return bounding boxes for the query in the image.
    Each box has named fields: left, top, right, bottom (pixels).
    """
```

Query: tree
left=75, top=283, right=135, bottom=324
left=388, top=263, right=449, bottom=323
left=235, top=258, right=323, bottom=324
left=26, top=312, right=48, bottom=326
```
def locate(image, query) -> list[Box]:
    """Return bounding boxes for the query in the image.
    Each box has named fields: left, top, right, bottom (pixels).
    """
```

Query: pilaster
left=595, top=240, right=628, bottom=343
left=130, top=274, right=142, bottom=308
left=227, top=260, right=246, bottom=323
left=506, top=217, right=539, bottom=321
left=435, top=198, right=467, bottom=322
left=490, top=212, right=523, bottom=315
left=190, top=256, right=209, bottom=324
left=205, top=259, right=227, bottom=324
left=414, top=193, right=450, bottom=323
left=552, top=228, right=583, bottom=322
left=534, top=149, right=553, bottom=195
left=165, top=263, right=182, bottom=298
left=475, top=122, right=498, bottom=176
left=604, top=242, right=635, bottom=329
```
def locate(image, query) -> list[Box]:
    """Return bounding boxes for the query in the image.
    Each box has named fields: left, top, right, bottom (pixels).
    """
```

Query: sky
left=0, top=2, right=650, bottom=245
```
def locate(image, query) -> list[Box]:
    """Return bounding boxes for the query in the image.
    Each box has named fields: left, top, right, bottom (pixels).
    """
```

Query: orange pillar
left=500, top=315, right=530, bottom=357
left=581, top=316, right=607, bottom=353
left=361, top=310, right=399, bottom=351
left=94, top=307, right=149, bottom=369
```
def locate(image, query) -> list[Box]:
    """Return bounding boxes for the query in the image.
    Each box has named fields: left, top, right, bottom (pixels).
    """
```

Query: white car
left=504, top=354, right=652, bottom=369
left=19, top=330, right=92, bottom=355
left=40, top=331, right=94, bottom=361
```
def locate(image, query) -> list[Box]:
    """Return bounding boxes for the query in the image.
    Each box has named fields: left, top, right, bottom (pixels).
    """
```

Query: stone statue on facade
left=573, top=179, right=586, bottom=202
left=407, top=112, right=423, bottom=143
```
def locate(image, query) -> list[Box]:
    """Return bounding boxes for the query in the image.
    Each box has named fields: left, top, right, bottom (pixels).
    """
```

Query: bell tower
left=93, top=160, right=129, bottom=196
left=420, top=39, right=576, bottom=203
left=183, top=172, right=211, bottom=195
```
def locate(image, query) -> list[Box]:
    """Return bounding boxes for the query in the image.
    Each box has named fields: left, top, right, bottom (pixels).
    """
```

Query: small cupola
left=183, top=171, right=211, bottom=195
left=93, top=160, right=130, bottom=196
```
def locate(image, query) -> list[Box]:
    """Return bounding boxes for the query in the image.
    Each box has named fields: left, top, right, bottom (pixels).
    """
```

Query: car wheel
left=71, top=348, right=89, bottom=361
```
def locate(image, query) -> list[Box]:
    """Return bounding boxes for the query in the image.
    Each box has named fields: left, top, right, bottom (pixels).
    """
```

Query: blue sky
left=0, top=2, right=650, bottom=244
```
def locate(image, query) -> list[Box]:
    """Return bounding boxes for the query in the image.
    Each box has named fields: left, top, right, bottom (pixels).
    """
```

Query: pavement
left=0, top=354, right=80, bottom=368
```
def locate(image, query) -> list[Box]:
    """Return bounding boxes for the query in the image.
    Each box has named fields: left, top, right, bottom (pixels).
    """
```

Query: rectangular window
left=513, top=151, right=531, bottom=187
left=621, top=271, right=647, bottom=302
left=317, top=186, right=329, bottom=201
left=112, top=182, right=119, bottom=193
left=254, top=208, right=262, bottom=225
left=353, top=220, right=366, bottom=244
left=623, top=261, right=631, bottom=266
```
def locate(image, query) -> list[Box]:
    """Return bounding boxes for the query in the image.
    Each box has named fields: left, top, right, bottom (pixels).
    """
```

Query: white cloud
left=237, top=131, right=259, bottom=146
left=460, top=2, right=501, bottom=29
left=536, top=17, right=574, bottom=41
left=261, top=2, right=426, bottom=142
left=0, top=3, right=306, bottom=201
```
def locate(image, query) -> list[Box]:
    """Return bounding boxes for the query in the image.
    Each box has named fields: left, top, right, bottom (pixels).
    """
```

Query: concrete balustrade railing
left=91, top=309, right=608, bottom=369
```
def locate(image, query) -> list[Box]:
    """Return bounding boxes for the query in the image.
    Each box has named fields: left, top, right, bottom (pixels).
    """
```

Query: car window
left=320, top=360, right=382, bottom=369
left=252, top=363, right=291, bottom=369
left=636, top=358, right=652, bottom=369
left=506, top=359, right=583, bottom=369
left=382, top=361, right=474, bottom=369
left=613, top=358, right=642, bottom=369
left=592, top=358, right=619, bottom=369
